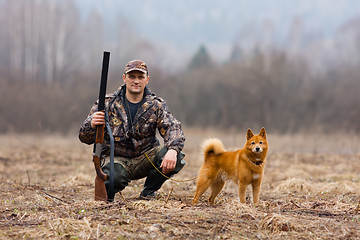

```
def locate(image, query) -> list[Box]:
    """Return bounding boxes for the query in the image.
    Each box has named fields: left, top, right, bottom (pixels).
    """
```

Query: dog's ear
left=247, top=129, right=254, bottom=140
left=259, top=127, right=266, bottom=138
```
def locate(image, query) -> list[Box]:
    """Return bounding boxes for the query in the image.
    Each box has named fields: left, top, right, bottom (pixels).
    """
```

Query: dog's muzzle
left=253, top=147, right=263, bottom=153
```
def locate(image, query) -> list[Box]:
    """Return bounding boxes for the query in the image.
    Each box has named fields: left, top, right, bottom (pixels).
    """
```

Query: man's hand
left=160, top=149, right=177, bottom=174
left=91, top=111, right=105, bottom=129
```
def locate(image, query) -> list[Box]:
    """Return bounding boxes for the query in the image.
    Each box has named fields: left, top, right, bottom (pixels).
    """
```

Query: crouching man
left=79, top=60, right=185, bottom=201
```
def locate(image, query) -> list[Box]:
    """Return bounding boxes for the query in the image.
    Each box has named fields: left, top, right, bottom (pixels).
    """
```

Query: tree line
left=1, top=48, right=359, bottom=134
left=160, top=50, right=360, bottom=134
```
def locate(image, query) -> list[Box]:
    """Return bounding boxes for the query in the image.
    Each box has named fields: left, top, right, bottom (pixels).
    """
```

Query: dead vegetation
left=0, top=131, right=359, bottom=239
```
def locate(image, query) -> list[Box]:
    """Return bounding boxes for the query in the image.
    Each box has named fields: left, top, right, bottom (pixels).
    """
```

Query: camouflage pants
left=101, top=146, right=185, bottom=194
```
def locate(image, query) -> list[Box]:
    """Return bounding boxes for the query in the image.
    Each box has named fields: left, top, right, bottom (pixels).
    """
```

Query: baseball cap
left=124, top=60, right=148, bottom=74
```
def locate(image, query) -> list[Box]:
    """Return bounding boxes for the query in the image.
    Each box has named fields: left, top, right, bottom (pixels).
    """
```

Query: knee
left=103, top=163, right=130, bottom=192
left=153, top=147, right=186, bottom=175
left=114, top=164, right=130, bottom=187
left=172, top=152, right=186, bottom=174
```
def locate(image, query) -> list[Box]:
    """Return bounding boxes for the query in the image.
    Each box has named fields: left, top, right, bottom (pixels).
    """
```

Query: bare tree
left=0, top=0, right=81, bottom=85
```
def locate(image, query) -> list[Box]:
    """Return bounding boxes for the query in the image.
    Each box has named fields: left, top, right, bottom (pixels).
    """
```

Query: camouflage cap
left=124, top=60, right=148, bottom=74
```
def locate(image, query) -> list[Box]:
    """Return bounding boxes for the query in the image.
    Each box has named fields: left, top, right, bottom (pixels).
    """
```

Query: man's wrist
left=168, top=145, right=181, bottom=152
left=167, top=148, right=177, bottom=154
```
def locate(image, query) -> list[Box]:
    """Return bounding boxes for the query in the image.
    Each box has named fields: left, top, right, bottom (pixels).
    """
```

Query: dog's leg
left=252, top=178, right=262, bottom=205
left=208, top=176, right=225, bottom=205
left=238, top=182, right=247, bottom=203
left=192, top=178, right=213, bottom=204
left=192, top=172, right=217, bottom=205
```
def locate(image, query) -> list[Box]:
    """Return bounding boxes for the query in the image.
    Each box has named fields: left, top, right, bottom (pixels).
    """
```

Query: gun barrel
left=98, top=51, right=110, bottom=111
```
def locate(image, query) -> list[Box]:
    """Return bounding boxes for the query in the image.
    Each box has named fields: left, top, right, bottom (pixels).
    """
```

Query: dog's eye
left=259, top=141, right=263, bottom=144
left=251, top=141, right=255, bottom=145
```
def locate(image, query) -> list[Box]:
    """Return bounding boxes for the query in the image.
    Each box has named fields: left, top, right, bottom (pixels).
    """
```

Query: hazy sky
left=76, top=0, right=360, bottom=64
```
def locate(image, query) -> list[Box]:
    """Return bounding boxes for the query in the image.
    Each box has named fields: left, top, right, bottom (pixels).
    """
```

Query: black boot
left=140, top=147, right=185, bottom=199
left=139, top=170, right=168, bottom=199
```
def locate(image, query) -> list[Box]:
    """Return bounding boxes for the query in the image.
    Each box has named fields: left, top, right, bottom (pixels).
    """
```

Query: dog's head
left=245, top=127, right=268, bottom=155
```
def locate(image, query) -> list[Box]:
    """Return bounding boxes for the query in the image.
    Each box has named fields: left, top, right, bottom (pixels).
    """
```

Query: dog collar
left=248, top=157, right=263, bottom=166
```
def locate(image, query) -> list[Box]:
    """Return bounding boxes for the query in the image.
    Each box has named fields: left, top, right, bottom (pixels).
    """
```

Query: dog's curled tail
left=202, top=138, right=225, bottom=158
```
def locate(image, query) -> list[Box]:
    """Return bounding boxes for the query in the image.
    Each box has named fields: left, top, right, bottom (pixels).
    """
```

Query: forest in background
left=0, top=0, right=359, bottom=134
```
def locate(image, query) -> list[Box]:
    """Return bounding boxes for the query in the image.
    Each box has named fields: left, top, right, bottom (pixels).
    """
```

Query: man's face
left=123, top=70, right=149, bottom=95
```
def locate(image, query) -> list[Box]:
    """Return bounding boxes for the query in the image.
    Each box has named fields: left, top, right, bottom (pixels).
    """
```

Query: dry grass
left=0, top=130, right=359, bottom=239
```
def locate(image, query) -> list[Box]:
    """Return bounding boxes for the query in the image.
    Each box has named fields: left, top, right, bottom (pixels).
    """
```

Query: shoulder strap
left=104, top=110, right=115, bottom=201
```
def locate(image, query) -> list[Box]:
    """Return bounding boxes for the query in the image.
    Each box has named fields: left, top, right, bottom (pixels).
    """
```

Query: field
left=0, top=130, right=359, bottom=239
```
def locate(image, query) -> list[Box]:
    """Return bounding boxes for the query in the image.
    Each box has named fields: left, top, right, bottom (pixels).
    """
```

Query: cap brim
left=125, top=68, right=147, bottom=74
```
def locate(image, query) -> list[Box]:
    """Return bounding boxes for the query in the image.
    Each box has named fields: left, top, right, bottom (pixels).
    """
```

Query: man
left=79, top=60, right=185, bottom=201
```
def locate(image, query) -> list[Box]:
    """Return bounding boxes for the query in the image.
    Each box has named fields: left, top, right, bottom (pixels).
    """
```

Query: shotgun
left=93, top=51, right=110, bottom=201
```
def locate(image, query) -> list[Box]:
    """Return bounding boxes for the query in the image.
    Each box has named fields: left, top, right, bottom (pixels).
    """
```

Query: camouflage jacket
left=79, top=85, right=185, bottom=158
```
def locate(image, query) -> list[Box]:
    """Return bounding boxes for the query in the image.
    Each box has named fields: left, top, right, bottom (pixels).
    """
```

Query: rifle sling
left=105, top=110, right=115, bottom=201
